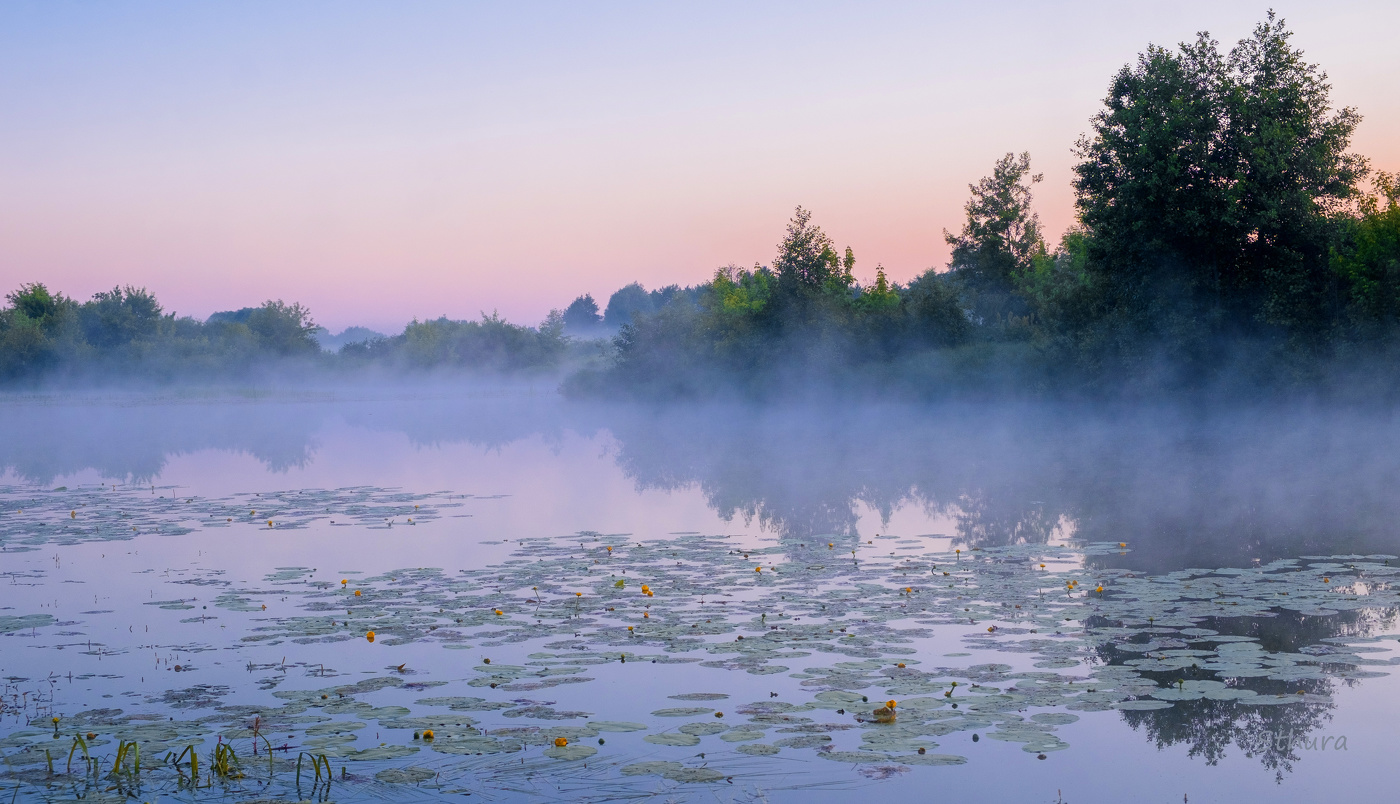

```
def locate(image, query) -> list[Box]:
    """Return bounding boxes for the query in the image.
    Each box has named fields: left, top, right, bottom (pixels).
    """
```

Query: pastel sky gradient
left=2, top=2, right=1397, bottom=333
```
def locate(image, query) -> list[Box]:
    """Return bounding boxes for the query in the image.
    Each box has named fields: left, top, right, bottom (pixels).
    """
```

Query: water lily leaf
left=544, top=744, right=598, bottom=760
left=375, top=767, right=436, bottom=784
left=644, top=732, right=701, bottom=746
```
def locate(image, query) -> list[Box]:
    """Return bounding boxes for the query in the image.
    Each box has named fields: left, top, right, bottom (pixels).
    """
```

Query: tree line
left=0, top=285, right=570, bottom=381
left=4, top=15, right=1397, bottom=395
left=580, top=14, right=1400, bottom=398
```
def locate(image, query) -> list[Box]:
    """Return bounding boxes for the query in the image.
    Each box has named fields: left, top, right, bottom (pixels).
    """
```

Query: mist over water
left=8, top=389, right=1399, bottom=571
left=4, top=386, right=1400, bottom=802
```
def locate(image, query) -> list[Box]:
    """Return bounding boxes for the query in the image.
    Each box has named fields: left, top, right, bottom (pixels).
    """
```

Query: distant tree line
left=4, top=15, right=1396, bottom=396
left=0, top=284, right=569, bottom=382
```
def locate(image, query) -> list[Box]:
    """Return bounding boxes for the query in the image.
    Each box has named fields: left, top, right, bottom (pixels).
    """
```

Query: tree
left=944, top=152, right=1045, bottom=295
left=563, top=294, right=602, bottom=330
left=5, top=283, right=70, bottom=328
left=1074, top=13, right=1366, bottom=342
left=0, top=283, right=74, bottom=377
left=79, top=286, right=163, bottom=349
left=246, top=300, right=320, bottom=355
left=1335, top=173, right=1400, bottom=337
left=604, top=283, right=651, bottom=328
left=773, top=207, right=850, bottom=297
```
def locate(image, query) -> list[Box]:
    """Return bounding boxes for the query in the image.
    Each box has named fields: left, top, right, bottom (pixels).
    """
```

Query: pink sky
left=2, top=2, right=1396, bottom=333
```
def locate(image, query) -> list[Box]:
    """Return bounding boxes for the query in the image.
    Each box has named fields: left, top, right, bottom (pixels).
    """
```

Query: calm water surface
left=3, top=388, right=1399, bottom=803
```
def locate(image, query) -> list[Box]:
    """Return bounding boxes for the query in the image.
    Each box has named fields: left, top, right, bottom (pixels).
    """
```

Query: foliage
left=592, top=13, right=1397, bottom=400
left=4, top=15, right=1397, bottom=397
left=945, top=152, right=1044, bottom=298
left=603, top=282, right=699, bottom=328
left=345, top=312, right=567, bottom=371
left=1073, top=13, right=1366, bottom=348
left=0, top=287, right=565, bottom=383
left=562, top=294, right=603, bottom=331
left=1335, top=174, right=1400, bottom=339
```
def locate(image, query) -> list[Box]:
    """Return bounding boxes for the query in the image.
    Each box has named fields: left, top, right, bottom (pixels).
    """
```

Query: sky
left=2, top=2, right=1397, bottom=333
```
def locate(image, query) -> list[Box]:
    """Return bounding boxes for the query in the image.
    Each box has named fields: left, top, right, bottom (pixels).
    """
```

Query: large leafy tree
left=1074, top=13, right=1366, bottom=342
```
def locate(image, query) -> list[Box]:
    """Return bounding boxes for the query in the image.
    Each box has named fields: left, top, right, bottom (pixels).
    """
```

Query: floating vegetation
left=5, top=481, right=1400, bottom=801
left=0, top=483, right=462, bottom=552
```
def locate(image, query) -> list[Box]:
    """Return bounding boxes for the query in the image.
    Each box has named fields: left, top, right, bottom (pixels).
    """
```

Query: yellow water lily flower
left=554, top=737, right=568, bottom=747
left=366, top=631, right=375, bottom=642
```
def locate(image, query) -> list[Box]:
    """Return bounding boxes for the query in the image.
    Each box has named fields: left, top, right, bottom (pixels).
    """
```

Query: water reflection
left=5, top=390, right=1400, bottom=777
left=8, top=393, right=1400, bottom=569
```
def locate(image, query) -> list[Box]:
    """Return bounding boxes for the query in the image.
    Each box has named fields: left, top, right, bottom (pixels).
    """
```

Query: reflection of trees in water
left=10, top=396, right=1400, bottom=774
left=0, top=399, right=322, bottom=483
left=606, top=407, right=915, bottom=544
left=603, top=404, right=1400, bottom=776
left=1089, top=605, right=1398, bottom=777
left=0, top=389, right=567, bottom=484
left=948, top=494, right=1067, bottom=547
left=1121, top=690, right=1334, bottom=781
left=605, top=403, right=1400, bottom=573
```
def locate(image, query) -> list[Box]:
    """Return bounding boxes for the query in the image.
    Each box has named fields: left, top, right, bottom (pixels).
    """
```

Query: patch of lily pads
left=7, top=482, right=1400, bottom=800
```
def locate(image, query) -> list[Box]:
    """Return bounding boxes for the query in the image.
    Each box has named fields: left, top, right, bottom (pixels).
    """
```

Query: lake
left=3, top=387, right=1399, bottom=802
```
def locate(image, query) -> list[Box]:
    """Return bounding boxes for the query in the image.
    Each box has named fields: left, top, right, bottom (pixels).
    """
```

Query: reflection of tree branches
left=1091, top=603, right=1397, bottom=778
left=947, top=493, right=1064, bottom=548
left=1121, top=692, right=1333, bottom=781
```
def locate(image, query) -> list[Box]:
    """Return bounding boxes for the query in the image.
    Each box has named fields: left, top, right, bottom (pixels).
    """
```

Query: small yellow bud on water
left=554, top=737, right=568, bottom=747
left=366, top=631, right=375, bottom=642
left=354, top=590, right=361, bottom=596
left=422, top=729, right=434, bottom=740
